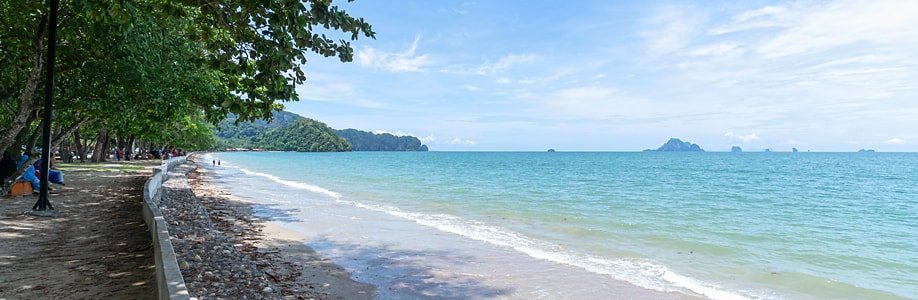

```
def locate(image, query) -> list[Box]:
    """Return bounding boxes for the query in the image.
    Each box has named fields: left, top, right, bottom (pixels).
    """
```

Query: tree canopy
left=0, top=0, right=374, bottom=190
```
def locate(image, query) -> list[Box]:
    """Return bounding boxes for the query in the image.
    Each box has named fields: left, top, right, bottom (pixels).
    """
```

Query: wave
left=234, top=167, right=342, bottom=199
left=223, top=162, right=758, bottom=300
left=338, top=199, right=757, bottom=300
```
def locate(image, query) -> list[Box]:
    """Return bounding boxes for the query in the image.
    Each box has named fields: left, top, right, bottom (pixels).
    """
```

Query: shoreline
left=161, top=156, right=375, bottom=299
left=197, top=152, right=700, bottom=299
left=188, top=158, right=377, bottom=299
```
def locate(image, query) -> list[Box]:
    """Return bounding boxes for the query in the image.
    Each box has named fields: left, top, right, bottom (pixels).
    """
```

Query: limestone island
left=858, top=149, right=876, bottom=153
left=731, top=146, right=742, bottom=153
left=547, top=149, right=556, bottom=152
left=644, top=138, right=705, bottom=152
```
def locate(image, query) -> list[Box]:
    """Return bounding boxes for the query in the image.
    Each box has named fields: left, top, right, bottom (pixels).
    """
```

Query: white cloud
left=444, top=53, right=538, bottom=76
left=356, top=35, right=432, bottom=72
left=687, top=43, right=743, bottom=56
left=420, top=135, right=436, bottom=143
left=640, top=6, right=705, bottom=55
left=476, top=53, right=537, bottom=75
left=460, top=84, right=481, bottom=91
left=495, top=77, right=512, bottom=84
left=887, top=138, right=905, bottom=144
left=372, top=130, right=415, bottom=137
left=448, top=137, right=476, bottom=146
left=708, top=5, right=789, bottom=35
left=719, top=1, right=918, bottom=58
left=725, top=132, right=762, bottom=142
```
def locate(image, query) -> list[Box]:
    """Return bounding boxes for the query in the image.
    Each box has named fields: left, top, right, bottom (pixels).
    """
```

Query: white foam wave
left=225, top=165, right=757, bottom=300
left=235, top=167, right=342, bottom=199
left=336, top=199, right=757, bottom=300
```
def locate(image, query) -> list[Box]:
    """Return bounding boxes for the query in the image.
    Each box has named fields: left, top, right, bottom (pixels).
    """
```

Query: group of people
left=0, top=146, right=65, bottom=194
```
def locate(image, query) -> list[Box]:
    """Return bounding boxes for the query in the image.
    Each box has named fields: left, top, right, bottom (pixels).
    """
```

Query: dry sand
left=0, top=162, right=157, bottom=299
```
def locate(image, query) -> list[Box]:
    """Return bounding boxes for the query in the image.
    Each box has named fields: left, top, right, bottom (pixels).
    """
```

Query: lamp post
left=33, top=0, right=58, bottom=213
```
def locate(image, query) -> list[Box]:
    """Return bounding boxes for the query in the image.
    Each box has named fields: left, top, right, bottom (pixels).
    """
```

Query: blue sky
left=285, top=0, right=918, bottom=151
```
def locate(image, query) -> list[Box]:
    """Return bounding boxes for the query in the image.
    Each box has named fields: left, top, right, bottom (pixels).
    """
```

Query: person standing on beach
left=213, top=160, right=216, bottom=166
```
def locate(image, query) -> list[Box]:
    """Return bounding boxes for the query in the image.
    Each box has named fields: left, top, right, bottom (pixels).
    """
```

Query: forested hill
left=336, top=129, right=429, bottom=151
left=215, top=111, right=429, bottom=152
left=215, top=111, right=349, bottom=152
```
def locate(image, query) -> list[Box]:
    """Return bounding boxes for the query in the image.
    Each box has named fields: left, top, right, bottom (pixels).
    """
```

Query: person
left=217, top=160, right=220, bottom=166
left=16, top=153, right=41, bottom=193
left=212, top=159, right=216, bottom=166
left=34, top=156, right=65, bottom=185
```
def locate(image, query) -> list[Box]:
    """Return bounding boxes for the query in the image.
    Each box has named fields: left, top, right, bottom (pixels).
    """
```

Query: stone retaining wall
left=142, top=157, right=191, bottom=300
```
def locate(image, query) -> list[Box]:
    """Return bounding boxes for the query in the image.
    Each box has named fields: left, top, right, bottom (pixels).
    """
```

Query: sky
left=284, top=0, right=918, bottom=151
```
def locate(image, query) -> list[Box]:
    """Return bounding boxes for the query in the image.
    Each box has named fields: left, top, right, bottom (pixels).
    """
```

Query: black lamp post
left=33, top=0, right=58, bottom=212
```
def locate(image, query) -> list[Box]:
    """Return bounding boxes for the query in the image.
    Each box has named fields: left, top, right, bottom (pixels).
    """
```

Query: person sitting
left=34, top=156, right=65, bottom=185
left=16, top=153, right=41, bottom=193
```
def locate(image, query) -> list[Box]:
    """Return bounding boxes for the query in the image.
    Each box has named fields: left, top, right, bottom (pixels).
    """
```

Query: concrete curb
left=142, top=157, right=191, bottom=300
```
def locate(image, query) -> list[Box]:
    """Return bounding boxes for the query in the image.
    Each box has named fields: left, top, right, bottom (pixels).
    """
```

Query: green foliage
left=259, top=119, right=350, bottom=152
left=216, top=111, right=348, bottom=152
left=1, top=0, right=373, bottom=155
left=336, top=129, right=429, bottom=151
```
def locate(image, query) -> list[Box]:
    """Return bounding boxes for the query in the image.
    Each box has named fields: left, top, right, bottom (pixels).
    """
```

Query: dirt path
left=0, top=163, right=157, bottom=299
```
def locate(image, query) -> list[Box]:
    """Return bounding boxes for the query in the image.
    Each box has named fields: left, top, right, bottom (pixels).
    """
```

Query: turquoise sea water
left=205, top=152, right=918, bottom=299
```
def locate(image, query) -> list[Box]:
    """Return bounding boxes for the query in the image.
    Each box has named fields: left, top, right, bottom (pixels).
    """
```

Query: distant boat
left=547, top=149, right=556, bottom=152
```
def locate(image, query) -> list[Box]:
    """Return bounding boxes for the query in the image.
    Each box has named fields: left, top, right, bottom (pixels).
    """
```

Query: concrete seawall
left=142, top=157, right=191, bottom=300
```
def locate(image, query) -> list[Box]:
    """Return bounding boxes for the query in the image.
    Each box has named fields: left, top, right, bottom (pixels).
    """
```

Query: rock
left=644, top=138, right=705, bottom=152
left=731, top=146, right=742, bottom=153
left=792, top=147, right=798, bottom=153
left=262, top=287, right=273, bottom=293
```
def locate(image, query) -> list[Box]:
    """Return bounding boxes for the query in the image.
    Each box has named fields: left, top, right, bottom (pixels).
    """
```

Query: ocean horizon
left=201, top=151, right=917, bottom=299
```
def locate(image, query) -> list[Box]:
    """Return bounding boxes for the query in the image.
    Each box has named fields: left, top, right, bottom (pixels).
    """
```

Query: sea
left=199, top=151, right=918, bottom=299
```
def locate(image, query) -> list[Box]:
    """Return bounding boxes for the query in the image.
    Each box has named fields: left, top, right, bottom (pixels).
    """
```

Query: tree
left=0, top=0, right=374, bottom=193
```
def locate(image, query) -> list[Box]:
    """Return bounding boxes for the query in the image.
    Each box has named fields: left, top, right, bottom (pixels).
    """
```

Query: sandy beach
left=160, top=156, right=375, bottom=299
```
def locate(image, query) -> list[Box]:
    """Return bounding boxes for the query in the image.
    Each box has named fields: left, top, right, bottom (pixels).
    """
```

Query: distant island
left=644, top=138, right=705, bottom=152
left=858, top=149, right=876, bottom=153
left=215, top=111, right=429, bottom=152
left=215, top=111, right=350, bottom=152
left=792, top=148, right=799, bottom=153
left=547, top=149, right=556, bottom=152
left=336, top=129, right=429, bottom=151
left=731, top=146, right=742, bottom=153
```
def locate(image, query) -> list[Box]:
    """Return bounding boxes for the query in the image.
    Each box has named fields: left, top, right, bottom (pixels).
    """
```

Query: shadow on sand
left=301, top=237, right=516, bottom=299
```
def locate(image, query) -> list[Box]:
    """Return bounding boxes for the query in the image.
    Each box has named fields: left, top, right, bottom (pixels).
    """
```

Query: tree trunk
left=91, top=128, right=108, bottom=163
left=73, top=130, right=87, bottom=163
left=125, top=135, right=135, bottom=161
left=0, top=16, right=47, bottom=158
left=0, top=117, right=90, bottom=194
